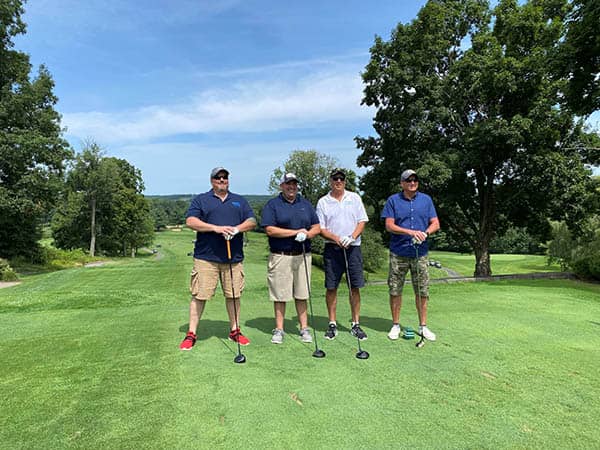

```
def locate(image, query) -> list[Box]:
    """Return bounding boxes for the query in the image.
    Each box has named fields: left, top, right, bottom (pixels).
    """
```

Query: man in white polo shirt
left=316, top=169, right=369, bottom=341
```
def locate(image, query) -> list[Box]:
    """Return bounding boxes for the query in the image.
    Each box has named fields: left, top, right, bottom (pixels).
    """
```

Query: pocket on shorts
left=190, top=268, right=200, bottom=297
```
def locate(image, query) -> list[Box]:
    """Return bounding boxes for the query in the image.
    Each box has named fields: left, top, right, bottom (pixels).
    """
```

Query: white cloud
left=63, top=69, right=373, bottom=144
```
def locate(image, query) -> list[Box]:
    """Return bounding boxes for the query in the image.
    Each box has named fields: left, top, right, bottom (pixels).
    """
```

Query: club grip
left=226, top=239, right=232, bottom=260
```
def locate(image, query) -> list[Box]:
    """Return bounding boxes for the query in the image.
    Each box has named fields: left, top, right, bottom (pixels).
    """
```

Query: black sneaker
left=350, top=324, right=368, bottom=341
left=324, top=323, right=338, bottom=340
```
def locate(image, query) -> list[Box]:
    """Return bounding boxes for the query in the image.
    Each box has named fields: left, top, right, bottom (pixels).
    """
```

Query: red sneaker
left=179, top=331, right=197, bottom=350
left=229, top=329, right=250, bottom=346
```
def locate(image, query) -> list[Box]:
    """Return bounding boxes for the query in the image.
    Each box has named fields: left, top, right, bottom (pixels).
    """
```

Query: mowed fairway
left=1, top=230, right=599, bottom=449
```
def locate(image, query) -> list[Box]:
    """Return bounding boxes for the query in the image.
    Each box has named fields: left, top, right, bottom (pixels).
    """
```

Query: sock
left=351, top=322, right=359, bottom=327
left=392, top=323, right=400, bottom=328
left=329, top=321, right=336, bottom=326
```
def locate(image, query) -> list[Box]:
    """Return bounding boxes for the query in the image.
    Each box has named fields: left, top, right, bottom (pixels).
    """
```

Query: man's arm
left=425, top=217, right=440, bottom=236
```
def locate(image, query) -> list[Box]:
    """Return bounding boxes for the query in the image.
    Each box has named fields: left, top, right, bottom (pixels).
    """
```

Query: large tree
left=357, top=0, right=595, bottom=276
left=0, top=0, right=71, bottom=259
left=269, top=149, right=358, bottom=205
left=53, top=143, right=154, bottom=256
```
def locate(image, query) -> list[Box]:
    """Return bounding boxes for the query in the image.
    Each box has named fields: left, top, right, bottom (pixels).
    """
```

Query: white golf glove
left=225, top=227, right=239, bottom=240
left=412, top=232, right=427, bottom=245
left=340, top=235, right=355, bottom=247
left=295, top=232, right=307, bottom=242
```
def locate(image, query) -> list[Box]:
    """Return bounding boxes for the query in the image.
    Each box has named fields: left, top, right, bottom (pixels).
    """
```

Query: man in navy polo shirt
left=261, top=173, right=321, bottom=345
left=179, top=167, right=256, bottom=351
left=381, top=169, right=440, bottom=342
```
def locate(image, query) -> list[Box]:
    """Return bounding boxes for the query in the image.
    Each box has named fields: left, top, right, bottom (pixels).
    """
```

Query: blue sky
left=14, top=0, right=598, bottom=195
left=14, top=0, right=429, bottom=195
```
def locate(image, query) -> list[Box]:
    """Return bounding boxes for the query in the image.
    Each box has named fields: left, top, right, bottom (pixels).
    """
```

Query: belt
left=271, top=250, right=305, bottom=256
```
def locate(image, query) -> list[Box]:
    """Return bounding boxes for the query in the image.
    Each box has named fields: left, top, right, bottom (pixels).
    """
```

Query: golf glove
left=295, top=232, right=307, bottom=242
left=411, top=237, right=422, bottom=245
left=225, top=227, right=239, bottom=240
left=340, top=235, right=355, bottom=247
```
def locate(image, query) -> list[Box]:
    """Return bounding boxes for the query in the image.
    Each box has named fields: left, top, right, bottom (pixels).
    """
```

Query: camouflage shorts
left=388, top=253, right=429, bottom=297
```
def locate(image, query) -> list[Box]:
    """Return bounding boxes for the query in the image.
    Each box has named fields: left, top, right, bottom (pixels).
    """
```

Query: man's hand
left=295, top=232, right=307, bottom=242
left=339, top=235, right=355, bottom=248
left=411, top=231, right=428, bottom=245
left=218, top=226, right=239, bottom=240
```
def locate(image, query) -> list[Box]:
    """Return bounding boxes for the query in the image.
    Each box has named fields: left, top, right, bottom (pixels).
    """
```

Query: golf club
left=226, top=239, right=246, bottom=364
left=412, top=239, right=426, bottom=349
left=301, top=241, right=326, bottom=358
left=342, top=247, right=369, bottom=360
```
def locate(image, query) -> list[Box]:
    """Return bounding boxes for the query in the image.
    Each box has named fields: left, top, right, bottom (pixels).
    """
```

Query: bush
left=546, top=216, right=600, bottom=280
left=546, top=221, right=574, bottom=270
left=0, top=258, right=18, bottom=281
left=490, top=227, right=542, bottom=254
left=39, top=246, right=91, bottom=269
left=570, top=215, right=600, bottom=281
left=361, top=224, right=386, bottom=273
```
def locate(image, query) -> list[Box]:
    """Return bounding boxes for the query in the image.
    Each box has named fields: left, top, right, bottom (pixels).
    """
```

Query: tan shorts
left=388, top=253, right=429, bottom=297
left=267, top=253, right=311, bottom=302
left=190, top=258, right=245, bottom=300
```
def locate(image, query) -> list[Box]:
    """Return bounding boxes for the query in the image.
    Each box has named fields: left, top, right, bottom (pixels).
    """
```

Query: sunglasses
left=212, top=175, right=228, bottom=180
left=332, top=176, right=346, bottom=182
left=404, top=178, right=419, bottom=183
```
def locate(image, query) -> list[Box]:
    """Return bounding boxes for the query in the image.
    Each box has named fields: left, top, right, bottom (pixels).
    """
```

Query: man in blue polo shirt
left=261, top=173, right=321, bottom=345
left=381, top=169, right=440, bottom=342
left=179, top=167, right=256, bottom=351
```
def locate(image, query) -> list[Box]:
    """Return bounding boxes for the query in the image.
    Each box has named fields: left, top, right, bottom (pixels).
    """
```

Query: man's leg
left=274, top=301, right=286, bottom=330
left=295, top=299, right=308, bottom=329
left=349, top=288, right=361, bottom=323
left=390, top=294, right=402, bottom=323
left=325, top=288, right=337, bottom=322
left=416, top=296, right=428, bottom=326
left=188, top=298, right=206, bottom=333
left=225, top=297, right=241, bottom=331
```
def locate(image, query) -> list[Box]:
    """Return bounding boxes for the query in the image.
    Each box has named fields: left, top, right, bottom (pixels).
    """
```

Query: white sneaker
left=419, top=326, right=436, bottom=341
left=299, top=327, right=313, bottom=343
left=388, top=324, right=401, bottom=340
left=271, top=329, right=285, bottom=344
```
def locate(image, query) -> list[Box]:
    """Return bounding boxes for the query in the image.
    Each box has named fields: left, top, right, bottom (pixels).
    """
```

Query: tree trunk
left=473, top=168, right=495, bottom=277
left=131, top=246, right=136, bottom=258
left=89, top=196, right=96, bottom=257
left=474, top=243, right=491, bottom=277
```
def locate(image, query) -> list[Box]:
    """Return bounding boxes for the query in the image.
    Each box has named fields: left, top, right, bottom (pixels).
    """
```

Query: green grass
left=1, top=230, right=599, bottom=449
left=367, top=250, right=562, bottom=282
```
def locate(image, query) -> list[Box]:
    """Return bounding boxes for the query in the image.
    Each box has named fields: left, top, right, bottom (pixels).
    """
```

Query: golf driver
left=301, top=241, right=326, bottom=358
left=342, top=248, right=369, bottom=360
left=226, top=239, right=246, bottom=364
left=412, top=238, right=426, bottom=349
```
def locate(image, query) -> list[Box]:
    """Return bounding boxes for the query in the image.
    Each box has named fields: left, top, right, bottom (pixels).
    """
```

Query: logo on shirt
left=232, top=201, right=241, bottom=208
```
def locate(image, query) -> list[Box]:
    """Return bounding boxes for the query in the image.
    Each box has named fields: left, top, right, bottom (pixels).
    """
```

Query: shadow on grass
left=246, top=314, right=334, bottom=335
left=179, top=319, right=232, bottom=341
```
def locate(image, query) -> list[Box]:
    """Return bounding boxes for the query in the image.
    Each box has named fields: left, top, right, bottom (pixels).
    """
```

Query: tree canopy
left=357, top=0, right=596, bottom=276
left=557, top=0, right=600, bottom=115
left=0, top=0, right=71, bottom=259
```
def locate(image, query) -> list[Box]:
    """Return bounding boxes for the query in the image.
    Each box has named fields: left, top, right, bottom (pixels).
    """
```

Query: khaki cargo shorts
left=190, top=258, right=244, bottom=300
left=267, top=253, right=311, bottom=302
left=388, top=253, right=429, bottom=297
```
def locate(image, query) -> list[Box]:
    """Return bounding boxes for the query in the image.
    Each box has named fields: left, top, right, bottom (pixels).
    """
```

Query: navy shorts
left=323, top=244, right=365, bottom=289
